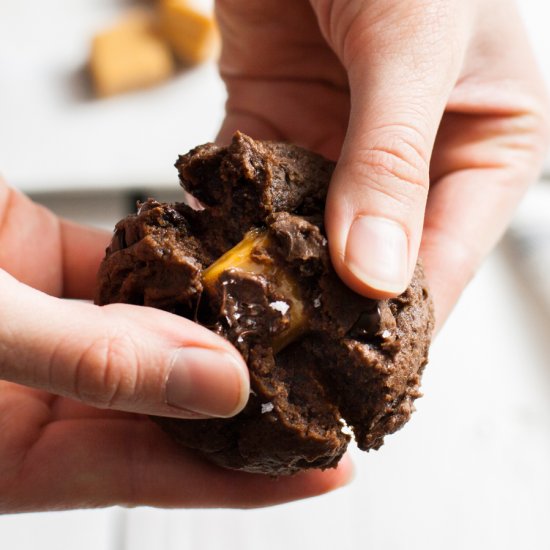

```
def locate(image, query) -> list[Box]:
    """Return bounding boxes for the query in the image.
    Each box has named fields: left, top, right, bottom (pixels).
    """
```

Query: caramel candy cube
left=159, top=0, right=220, bottom=65
left=203, top=229, right=307, bottom=353
left=90, top=12, right=175, bottom=97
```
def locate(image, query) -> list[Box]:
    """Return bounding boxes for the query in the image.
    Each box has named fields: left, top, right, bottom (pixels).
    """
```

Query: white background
left=2, top=1, right=550, bottom=549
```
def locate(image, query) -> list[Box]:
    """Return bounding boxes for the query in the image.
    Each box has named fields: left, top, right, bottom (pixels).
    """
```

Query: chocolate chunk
left=111, top=227, right=127, bottom=252
left=348, top=305, right=382, bottom=342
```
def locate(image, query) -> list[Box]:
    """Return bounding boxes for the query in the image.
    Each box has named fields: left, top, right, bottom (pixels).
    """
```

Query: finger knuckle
left=348, top=129, right=430, bottom=198
left=495, top=106, right=550, bottom=188
left=72, top=333, right=139, bottom=409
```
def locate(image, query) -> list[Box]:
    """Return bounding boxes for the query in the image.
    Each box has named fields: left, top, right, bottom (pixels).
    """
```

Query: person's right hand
left=217, top=0, right=550, bottom=329
left=0, top=179, right=352, bottom=513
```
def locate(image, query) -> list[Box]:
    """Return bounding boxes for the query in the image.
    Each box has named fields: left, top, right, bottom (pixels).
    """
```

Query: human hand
left=0, top=180, right=351, bottom=512
left=217, top=0, right=550, bottom=327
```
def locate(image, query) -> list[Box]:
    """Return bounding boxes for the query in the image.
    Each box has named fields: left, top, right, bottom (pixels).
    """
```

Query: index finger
left=0, top=178, right=110, bottom=299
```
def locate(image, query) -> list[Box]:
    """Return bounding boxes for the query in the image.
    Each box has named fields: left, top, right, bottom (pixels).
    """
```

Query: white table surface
left=2, top=1, right=550, bottom=548
left=0, top=0, right=223, bottom=193
left=1, top=0, right=550, bottom=193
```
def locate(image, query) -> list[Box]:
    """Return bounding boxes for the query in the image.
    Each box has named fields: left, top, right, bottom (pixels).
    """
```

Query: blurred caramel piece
left=159, top=0, right=220, bottom=65
left=90, top=11, right=175, bottom=97
left=203, top=229, right=307, bottom=352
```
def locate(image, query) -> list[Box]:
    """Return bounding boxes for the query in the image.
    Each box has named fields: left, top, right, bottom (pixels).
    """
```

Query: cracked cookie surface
left=96, top=132, right=434, bottom=475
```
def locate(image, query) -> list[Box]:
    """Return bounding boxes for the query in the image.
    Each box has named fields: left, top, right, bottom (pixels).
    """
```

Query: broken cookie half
left=95, top=132, right=434, bottom=476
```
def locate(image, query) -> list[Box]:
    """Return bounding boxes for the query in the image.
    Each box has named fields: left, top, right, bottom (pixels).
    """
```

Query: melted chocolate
left=112, top=227, right=127, bottom=252
left=348, top=305, right=382, bottom=342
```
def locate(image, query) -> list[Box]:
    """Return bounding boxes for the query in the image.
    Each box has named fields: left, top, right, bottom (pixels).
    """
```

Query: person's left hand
left=0, top=180, right=352, bottom=512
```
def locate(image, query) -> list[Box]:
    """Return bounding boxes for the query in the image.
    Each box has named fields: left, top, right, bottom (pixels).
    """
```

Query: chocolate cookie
left=96, top=132, right=434, bottom=476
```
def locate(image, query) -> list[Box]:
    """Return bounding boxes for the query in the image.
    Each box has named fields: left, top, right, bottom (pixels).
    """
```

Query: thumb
left=0, top=270, right=249, bottom=418
left=318, top=0, right=466, bottom=297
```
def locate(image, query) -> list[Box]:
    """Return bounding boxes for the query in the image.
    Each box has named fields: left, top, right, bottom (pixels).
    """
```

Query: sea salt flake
left=261, top=402, right=274, bottom=414
left=269, top=301, right=290, bottom=315
left=313, top=296, right=322, bottom=308
left=339, top=418, right=353, bottom=436
left=381, top=330, right=391, bottom=339
left=237, top=335, right=244, bottom=343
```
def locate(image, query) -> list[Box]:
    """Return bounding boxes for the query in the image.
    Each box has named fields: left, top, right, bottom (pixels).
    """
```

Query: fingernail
left=165, top=348, right=249, bottom=417
left=345, top=216, right=408, bottom=294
